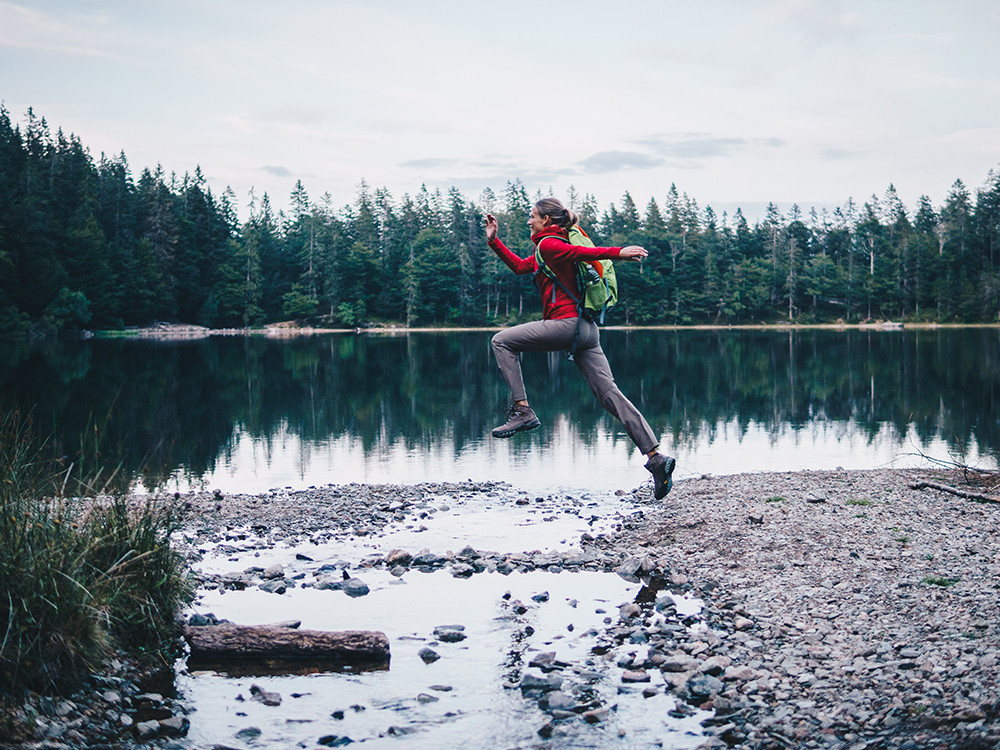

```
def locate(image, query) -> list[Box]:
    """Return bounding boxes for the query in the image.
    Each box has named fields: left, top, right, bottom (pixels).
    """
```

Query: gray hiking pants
left=491, top=317, right=659, bottom=455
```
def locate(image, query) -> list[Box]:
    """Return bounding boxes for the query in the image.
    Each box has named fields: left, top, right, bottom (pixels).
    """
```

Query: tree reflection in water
left=1, top=328, right=997, bottom=492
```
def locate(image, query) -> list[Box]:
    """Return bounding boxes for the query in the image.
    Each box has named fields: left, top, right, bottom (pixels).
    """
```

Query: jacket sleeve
left=489, top=237, right=536, bottom=275
left=537, top=236, right=622, bottom=265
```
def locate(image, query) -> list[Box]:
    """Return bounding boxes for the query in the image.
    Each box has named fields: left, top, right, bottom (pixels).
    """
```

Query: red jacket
left=489, top=226, right=622, bottom=320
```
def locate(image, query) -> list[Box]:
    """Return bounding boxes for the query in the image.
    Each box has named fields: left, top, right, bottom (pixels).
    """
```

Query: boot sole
left=491, top=419, right=541, bottom=439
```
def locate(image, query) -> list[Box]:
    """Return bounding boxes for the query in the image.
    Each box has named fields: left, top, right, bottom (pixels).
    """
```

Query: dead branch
left=908, top=481, right=1000, bottom=504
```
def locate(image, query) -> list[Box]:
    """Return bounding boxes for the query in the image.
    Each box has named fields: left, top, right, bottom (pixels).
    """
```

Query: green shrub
left=0, top=411, right=192, bottom=695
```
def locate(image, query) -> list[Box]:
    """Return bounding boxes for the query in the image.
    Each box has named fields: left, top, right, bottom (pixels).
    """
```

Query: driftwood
left=184, top=624, right=390, bottom=666
left=908, top=481, right=1000, bottom=504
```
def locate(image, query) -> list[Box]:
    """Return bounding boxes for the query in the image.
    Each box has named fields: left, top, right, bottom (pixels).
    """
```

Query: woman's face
left=527, top=206, right=550, bottom=235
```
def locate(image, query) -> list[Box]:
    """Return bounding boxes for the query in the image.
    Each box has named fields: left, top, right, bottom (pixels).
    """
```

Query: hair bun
left=534, top=197, right=577, bottom=229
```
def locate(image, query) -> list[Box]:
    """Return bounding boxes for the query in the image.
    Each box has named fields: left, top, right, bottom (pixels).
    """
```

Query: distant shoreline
left=87, top=320, right=1000, bottom=340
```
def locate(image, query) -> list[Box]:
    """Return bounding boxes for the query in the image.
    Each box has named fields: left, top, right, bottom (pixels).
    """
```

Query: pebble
left=249, top=684, right=282, bottom=707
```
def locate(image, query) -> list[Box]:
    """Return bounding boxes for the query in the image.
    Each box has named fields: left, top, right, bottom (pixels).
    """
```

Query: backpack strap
left=533, top=235, right=586, bottom=361
left=533, top=236, right=585, bottom=307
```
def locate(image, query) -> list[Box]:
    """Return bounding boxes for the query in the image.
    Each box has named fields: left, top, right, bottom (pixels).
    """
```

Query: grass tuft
left=0, top=410, right=192, bottom=695
left=922, top=576, right=960, bottom=587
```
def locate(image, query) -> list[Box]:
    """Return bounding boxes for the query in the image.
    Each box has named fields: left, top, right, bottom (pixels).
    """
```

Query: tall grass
left=0, top=410, right=192, bottom=695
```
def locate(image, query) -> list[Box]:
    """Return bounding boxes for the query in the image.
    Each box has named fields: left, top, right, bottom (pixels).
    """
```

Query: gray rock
left=622, top=669, right=652, bottom=683
left=343, top=578, right=370, bottom=597
left=249, top=684, right=282, bottom=707
left=318, top=734, right=355, bottom=747
left=619, top=603, right=642, bottom=620
left=385, top=549, right=412, bottom=566
left=432, top=625, right=466, bottom=643
left=520, top=673, right=563, bottom=692
left=687, top=673, right=725, bottom=698
left=412, top=552, right=445, bottom=566
left=541, top=691, right=576, bottom=711
left=528, top=651, right=557, bottom=669
left=418, top=647, right=441, bottom=663
left=654, top=595, right=677, bottom=613
left=314, top=576, right=344, bottom=591
left=158, top=715, right=190, bottom=737
left=583, top=708, right=609, bottom=723
left=134, top=720, right=160, bottom=740
left=723, top=665, right=756, bottom=681
left=699, top=655, right=731, bottom=676
left=259, top=580, right=287, bottom=594
left=661, top=655, right=698, bottom=672
left=615, top=558, right=641, bottom=582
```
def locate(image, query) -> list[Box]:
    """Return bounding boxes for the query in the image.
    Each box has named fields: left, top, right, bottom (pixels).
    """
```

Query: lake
left=1, top=327, right=997, bottom=496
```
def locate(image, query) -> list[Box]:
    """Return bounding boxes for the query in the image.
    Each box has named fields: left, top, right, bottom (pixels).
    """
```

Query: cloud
left=577, top=151, right=663, bottom=174
left=0, top=2, right=126, bottom=61
left=400, top=157, right=462, bottom=170
left=669, top=137, right=747, bottom=159
left=255, top=108, right=331, bottom=127
left=259, top=165, right=291, bottom=177
left=398, top=155, right=577, bottom=190
left=820, top=147, right=854, bottom=160
left=638, top=134, right=786, bottom=160
left=756, top=137, right=786, bottom=149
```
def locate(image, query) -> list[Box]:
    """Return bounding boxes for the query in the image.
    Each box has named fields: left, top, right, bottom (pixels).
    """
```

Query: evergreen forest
left=2, top=106, right=999, bottom=338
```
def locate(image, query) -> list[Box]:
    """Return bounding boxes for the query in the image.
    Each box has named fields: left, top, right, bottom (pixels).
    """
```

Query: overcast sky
left=2, top=0, right=998, bottom=223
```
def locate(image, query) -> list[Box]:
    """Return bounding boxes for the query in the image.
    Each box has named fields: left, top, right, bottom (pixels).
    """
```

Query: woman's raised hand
left=619, top=245, right=649, bottom=261
left=485, top=213, right=498, bottom=242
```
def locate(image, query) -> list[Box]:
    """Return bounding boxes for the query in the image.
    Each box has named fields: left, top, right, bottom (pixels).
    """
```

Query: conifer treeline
left=2, top=107, right=999, bottom=336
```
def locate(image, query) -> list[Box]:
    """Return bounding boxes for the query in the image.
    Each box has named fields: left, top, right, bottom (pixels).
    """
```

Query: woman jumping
left=486, top=197, right=676, bottom=500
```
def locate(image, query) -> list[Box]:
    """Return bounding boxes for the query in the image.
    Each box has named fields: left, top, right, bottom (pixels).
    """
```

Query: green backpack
left=533, top=224, right=618, bottom=325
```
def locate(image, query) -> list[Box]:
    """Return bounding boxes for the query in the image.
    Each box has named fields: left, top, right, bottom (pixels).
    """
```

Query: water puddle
left=177, top=489, right=713, bottom=748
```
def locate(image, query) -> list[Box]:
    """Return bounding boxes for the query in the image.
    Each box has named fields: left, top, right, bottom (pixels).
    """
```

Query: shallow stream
left=177, top=488, right=714, bottom=749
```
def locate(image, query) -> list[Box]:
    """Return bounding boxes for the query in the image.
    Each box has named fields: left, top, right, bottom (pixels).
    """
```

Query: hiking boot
left=645, top=453, right=676, bottom=500
left=492, top=404, right=541, bottom=438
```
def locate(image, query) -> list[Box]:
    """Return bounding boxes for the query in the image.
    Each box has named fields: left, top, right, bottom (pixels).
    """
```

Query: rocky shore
left=5, top=467, right=999, bottom=749
left=619, top=467, right=1000, bottom=749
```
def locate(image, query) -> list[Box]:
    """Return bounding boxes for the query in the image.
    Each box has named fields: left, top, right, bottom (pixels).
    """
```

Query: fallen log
left=184, top=624, right=390, bottom=667
left=908, top=481, right=1000, bottom=504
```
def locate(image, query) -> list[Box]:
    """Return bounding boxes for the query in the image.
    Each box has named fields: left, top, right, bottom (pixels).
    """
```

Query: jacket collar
left=530, top=226, right=568, bottom=243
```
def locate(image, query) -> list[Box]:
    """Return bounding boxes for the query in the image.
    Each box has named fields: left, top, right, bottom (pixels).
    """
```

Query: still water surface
left=5, top=327, right=999, bottom=747
left=1, top=328, right=997, bottom=495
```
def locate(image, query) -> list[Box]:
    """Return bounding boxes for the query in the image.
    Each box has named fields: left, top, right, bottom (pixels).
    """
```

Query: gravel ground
left=5, top=468, right=999, bottom=749
left=614, top=467, right=1000, bottom=750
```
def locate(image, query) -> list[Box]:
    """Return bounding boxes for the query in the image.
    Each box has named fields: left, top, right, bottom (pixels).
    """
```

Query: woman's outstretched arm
left=486, top=213, right=535, bottom=275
